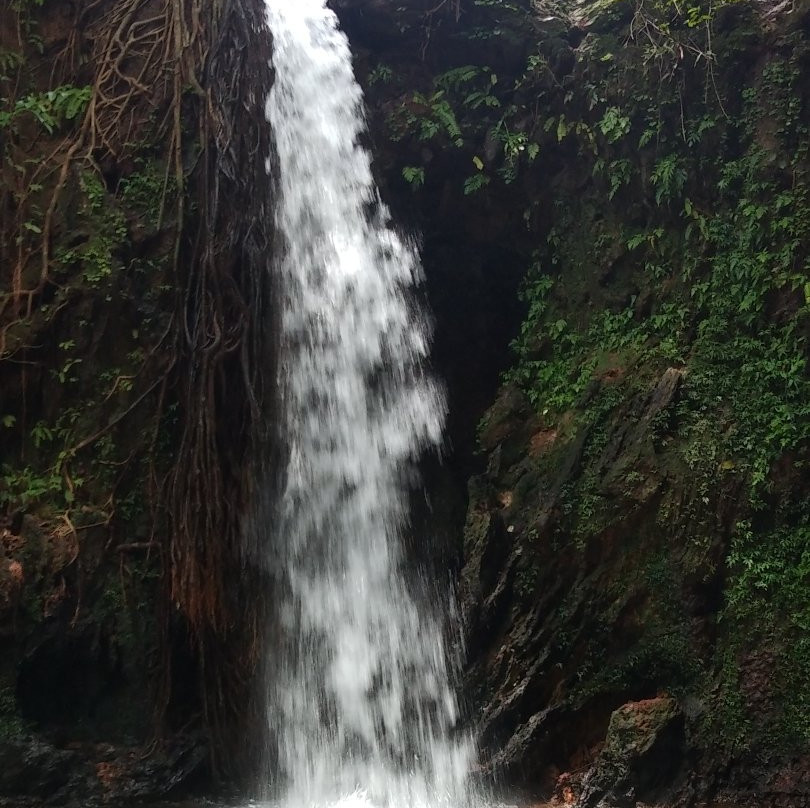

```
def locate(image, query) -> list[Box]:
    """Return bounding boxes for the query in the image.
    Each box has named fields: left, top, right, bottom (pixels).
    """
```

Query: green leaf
left=463, top=174, right=490, bottom=195
left=626, top=233, right=647, bottom=250
left=472, top=155, right=484, bottom=171
left=401, top=166, right=425, bottom=188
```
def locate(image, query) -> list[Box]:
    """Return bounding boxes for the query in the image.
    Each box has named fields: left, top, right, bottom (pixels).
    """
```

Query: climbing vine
left=0, top=0, right=274, bottom=774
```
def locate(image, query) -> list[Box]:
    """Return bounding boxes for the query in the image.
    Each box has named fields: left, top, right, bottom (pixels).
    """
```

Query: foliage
left=507, top=28, right=810, bottom=501
left=119, top=159, right=167, bottom=227
left=385, top=53, right=538, bottom=192
left=0, top=86, right=91, bottom=134
left=395, top=90, right=464, bottom=146
left=461, top=0, right=810, bottom=760
left=0, top=465, right=65, bottom=509
left=53, top=171, right=128, bottom=286
left=726, top=522, right=810, bottom=634
left=380, top=0, right=745, bottom=193
left=650, top=154, right=686, bottom=204
left=368, top=64, right=394, bottom=86
left=402, top=165, right=425, bottom=188
left=463, top=173, right=490, bottom=195
left=598, top=106, right=631, bottom=144
left=722, top=519, right=810, bottom=745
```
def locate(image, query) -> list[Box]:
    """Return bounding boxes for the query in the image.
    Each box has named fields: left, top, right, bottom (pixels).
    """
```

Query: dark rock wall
left=333, top=0, right=810, bottom=805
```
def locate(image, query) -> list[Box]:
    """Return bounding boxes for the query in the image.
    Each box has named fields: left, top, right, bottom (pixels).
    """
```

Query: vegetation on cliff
left=0, top=0, right=274, bottom=792
left=345, top=0, right=810, bottom=802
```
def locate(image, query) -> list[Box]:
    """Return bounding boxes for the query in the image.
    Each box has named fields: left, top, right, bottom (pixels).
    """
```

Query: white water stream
left=264, top=2, right=476, bottom=807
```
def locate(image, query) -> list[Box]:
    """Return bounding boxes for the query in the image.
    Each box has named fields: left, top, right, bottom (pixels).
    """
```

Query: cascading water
left=264, top=1, right=475, bottom=807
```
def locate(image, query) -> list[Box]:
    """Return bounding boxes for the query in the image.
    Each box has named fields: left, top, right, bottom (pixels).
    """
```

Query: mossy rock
left=578, top=696, right=685, bottom=807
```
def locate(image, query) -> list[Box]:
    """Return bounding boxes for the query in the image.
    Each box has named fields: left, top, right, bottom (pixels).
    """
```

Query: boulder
left=0, top=735, right=79, bottom=798
left=576, top=697, right=685, bottom=808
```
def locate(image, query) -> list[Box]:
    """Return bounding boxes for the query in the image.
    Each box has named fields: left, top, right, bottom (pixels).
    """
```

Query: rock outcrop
left=331, top=0, right=810, bottom=804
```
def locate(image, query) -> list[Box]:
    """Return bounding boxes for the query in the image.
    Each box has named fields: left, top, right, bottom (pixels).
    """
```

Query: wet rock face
left=0, top=736, right=78, bottom=799
left=327, top=0, right=436, bottom=53
left=348, top=0, right=810, bottom=801
left=329, top=0, right=535, bottom=582
left=576, top=697, right=685, bottom=808
left=330, top=0, right=537, bottom=471
left=0, top=512, right=207, bottom=802
left=454, top=367, right=787, bottom=804
left=2, top=0, right=275, bottom=788
left=0, top=513, right=153, bottom=738
left=0, top=732, right=207, bottom=803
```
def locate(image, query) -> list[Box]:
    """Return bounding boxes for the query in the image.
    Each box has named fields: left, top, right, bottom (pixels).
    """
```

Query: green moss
left=566, top=622, right=699, bottom=710
left=0, top=682, right=25, bottom=740
left=721, top=521, right=810, bottom=745
left=464, top=8, right=810, bottom=761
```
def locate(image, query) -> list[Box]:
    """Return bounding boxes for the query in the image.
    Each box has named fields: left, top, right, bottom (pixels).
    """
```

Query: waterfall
left=264, top=1, right=475, bottom=807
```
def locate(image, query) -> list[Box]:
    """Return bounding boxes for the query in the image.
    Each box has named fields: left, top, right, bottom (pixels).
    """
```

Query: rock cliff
left=333, top=0, right=810, bottom=804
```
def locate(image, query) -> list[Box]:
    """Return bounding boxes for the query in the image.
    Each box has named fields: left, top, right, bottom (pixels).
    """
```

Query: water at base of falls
left=263, top=1, right=477, bottom=808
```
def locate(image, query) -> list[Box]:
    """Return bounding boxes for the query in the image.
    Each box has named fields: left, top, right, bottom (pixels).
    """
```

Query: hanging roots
left=1, top=0, right=276, bottom=777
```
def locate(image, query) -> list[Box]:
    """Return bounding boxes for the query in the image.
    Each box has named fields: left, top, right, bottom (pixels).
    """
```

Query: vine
left=0, top=0, right=275, bottom=774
